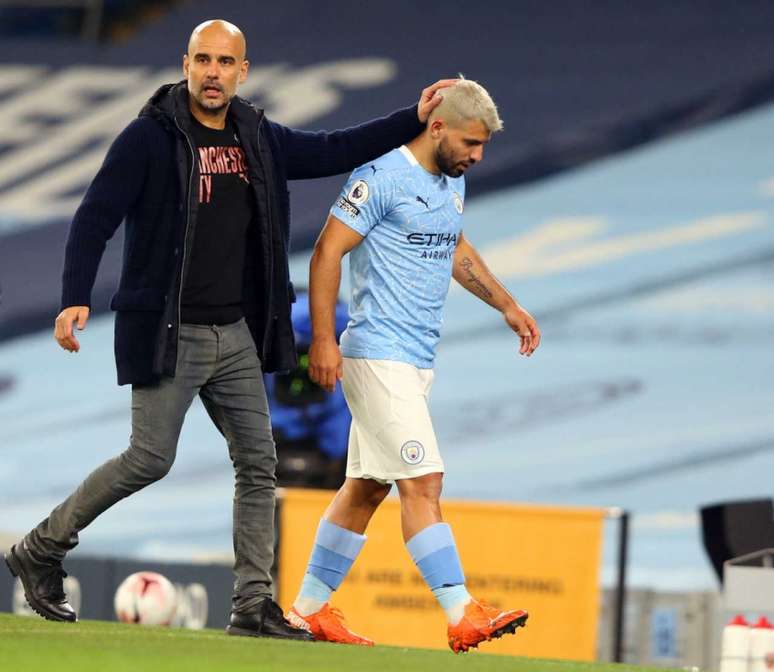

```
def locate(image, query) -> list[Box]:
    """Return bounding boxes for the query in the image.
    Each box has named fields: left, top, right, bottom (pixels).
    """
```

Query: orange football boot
left=287, top=603, right=374, bottom=646
left=447, top=598, right=528, bottom=653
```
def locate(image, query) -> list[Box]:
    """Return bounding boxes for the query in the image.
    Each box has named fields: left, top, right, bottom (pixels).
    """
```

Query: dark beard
left=434, top=139, right=464, bottom=177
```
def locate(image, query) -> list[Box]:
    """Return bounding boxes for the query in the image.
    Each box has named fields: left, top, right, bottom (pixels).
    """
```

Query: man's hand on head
left=417, top=79, right=460, bottom=123
left=54, top=306, right=90, bottom=353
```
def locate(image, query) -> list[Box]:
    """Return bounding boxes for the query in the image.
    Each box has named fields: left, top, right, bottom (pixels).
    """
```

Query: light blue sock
left=296, top=573, right=332, bottom=611
left=407, top=523, right=471, bottom=624
left=433, top=584, right=472, bottom=624
left=293, top=519, right=366, bottom=616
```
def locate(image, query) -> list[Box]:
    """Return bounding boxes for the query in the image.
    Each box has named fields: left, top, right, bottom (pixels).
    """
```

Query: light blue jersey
left=331, top=145, right=465, bottom=368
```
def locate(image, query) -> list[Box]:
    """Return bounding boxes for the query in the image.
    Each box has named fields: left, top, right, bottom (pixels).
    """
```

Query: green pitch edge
left=0, top=614, right=683, bottom=672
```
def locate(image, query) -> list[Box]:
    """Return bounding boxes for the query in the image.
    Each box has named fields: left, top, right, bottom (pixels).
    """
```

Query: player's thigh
left=342, top=358, right=427, bottom=432
left=345, top=359, right=444, bottom=479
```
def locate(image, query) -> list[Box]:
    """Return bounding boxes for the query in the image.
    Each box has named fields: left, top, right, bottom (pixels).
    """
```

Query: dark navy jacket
left=61, top=81, right=423, bottom=385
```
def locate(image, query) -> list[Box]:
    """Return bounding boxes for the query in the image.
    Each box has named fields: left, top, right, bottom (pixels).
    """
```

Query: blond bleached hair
left=431, top=75, right=503, bottom=132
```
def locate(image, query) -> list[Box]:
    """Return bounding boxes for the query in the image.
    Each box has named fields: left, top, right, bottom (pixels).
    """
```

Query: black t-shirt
left=181, top=115, right=255, bottom=325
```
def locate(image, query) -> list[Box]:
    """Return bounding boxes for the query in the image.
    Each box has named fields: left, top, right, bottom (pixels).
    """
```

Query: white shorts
left=342, top=357, right=445, bottom=482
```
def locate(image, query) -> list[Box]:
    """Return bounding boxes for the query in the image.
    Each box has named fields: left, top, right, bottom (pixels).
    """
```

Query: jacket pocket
left=110, top=288, right=167, bottom=311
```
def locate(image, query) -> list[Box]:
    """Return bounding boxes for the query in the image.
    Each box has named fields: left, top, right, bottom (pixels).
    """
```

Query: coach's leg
left=25, top=331, right=209, bottom=562
left=10, top=329, right=209, bottom=622
left=198, top=322, right=279, bottom=607
left=25, top=381, right=192, bottom=561
left=200, top=320, right=312, bottom=641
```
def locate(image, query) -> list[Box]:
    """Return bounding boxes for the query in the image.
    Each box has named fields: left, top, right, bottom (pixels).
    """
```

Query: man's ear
left=238, top=59, right=249, bottom=85
left=430, top=119, right=445, bottom=139
left=182, top=54, right=190, bottom=78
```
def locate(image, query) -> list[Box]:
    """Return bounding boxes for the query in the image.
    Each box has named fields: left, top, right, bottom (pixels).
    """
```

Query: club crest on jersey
left=348, top=180, right=370, bottom=205
left=400, top=440, right=425, bottom=465
left=453, top=192, right=464, bottom=214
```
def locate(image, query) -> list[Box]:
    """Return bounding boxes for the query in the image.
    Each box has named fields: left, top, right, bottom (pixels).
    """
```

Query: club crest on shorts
left=348, top=180, right=369, bottom=205
left=400, top=440, right=425, bottom=465
left=453, top=192, right=464, bottom=214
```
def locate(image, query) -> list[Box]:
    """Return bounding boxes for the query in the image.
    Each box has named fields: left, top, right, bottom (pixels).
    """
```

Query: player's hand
left=503, top=304, right=540, bottom=357
left=54, top=306, right=90, bottom=353
left=417, top=78, right=460, bottom=123
left=308, top=336, right=343, bottom=393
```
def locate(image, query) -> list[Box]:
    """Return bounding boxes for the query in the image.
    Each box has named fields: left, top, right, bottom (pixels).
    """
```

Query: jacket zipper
left=173, top=114, right=195, bottom=367
left=253, top=118, right=276, bottom=360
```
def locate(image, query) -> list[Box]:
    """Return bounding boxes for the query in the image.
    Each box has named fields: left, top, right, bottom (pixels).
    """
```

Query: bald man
left=5, top=19, right=453, bottom=639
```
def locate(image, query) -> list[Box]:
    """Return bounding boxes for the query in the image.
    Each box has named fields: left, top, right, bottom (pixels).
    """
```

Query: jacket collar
left=138, top=80, right=264, bottom=135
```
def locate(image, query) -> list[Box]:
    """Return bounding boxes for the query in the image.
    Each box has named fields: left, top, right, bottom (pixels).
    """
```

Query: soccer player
left=285, top=78, right=540, bottom=653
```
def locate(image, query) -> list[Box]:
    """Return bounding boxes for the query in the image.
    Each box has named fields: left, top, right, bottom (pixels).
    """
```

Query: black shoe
left=226, top=597, right=314, bottom=641
left=4, top=542, right=77, bottom=622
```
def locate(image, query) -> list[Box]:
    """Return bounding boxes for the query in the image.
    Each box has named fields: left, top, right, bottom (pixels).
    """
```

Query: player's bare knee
left=396, top=472, right=443, bottom=502
left=365, top=482, right=392, bottom=509
left=342, top=477, right=391, bottom=511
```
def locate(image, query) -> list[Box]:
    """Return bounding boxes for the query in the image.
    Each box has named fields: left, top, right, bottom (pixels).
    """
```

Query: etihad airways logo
left=406, top=232, right=458, bottom=247
left=406, top=231, right=458, bottom=260
left=0, top=58, right=396, bottom=234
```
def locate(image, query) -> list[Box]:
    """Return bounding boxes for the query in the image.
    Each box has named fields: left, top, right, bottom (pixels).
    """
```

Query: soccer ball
left=114, top=571, right=178, bottom=626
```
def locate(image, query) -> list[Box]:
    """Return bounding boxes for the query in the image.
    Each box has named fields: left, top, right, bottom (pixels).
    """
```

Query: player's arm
left=452, top=232, right=541, bottom=356
left=308, top=215, right=365, bottom=391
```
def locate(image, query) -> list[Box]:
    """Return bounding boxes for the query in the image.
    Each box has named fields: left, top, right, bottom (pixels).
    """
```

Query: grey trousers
left=26, top=319, right=277, bottom=612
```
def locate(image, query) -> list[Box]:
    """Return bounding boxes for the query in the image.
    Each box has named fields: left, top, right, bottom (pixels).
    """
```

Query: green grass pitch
left=0, top=613, right=683, bottom=672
